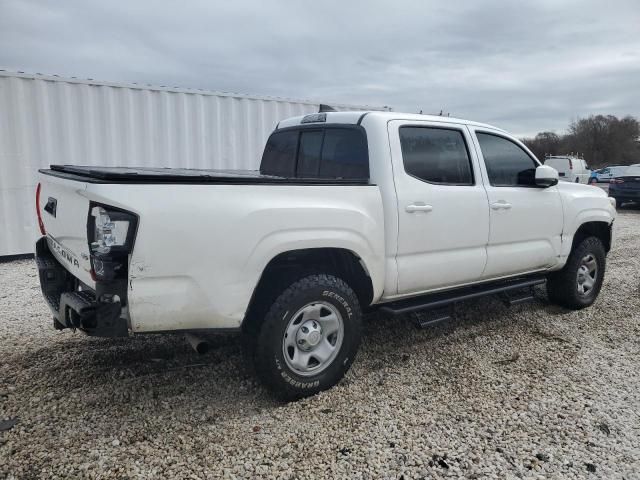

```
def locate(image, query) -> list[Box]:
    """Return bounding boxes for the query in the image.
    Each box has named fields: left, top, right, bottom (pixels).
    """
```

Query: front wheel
left=546, top=236, right=606, bottom=309
left=252, top=274, right=362, bottom=401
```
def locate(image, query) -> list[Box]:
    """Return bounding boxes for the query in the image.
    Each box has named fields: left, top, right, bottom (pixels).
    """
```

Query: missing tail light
left=87, top=203, right=138, bottom=281
left=90, top=206, right=134, bottom=254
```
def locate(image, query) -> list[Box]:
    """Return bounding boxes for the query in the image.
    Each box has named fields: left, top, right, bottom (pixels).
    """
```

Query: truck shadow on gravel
left=10, top=288, right=580, bottom=414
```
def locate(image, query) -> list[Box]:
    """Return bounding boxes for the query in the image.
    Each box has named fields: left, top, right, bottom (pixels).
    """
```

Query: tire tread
left=252, top=274, right=362, bottom=401
left=547, top=236, right=605, bottom=310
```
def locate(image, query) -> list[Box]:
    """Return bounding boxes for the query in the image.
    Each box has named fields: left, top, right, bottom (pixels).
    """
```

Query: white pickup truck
left=35, top=111, right=616, bottom=400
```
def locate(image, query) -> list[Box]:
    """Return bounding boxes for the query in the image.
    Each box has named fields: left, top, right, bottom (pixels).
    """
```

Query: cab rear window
left=260, top=126, right=369, bottom=180
left=260, top=130, right=298, bottom=177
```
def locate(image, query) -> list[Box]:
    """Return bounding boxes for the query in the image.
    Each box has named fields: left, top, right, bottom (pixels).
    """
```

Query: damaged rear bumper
left=35, top=237, right=129, bottom=337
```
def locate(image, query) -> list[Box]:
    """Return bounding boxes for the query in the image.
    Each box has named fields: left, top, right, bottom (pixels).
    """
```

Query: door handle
left=406, top=203, right=433, bottom=213
left=490, top=201, right=512, bottom=210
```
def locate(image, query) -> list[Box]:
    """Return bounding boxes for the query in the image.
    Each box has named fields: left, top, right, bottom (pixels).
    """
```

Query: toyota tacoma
left=34, top=111, right=616, bottom=400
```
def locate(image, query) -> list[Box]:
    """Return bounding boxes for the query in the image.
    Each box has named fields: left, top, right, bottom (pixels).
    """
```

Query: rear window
left=319, top=129, right=369, bottom=179
left=297, top=130, right=324, bottom=177
left=260, top=126, right=369, bottom=180
left=545, top=158, right=570, bottom=170
left=260, top=131, right=298, bottom=177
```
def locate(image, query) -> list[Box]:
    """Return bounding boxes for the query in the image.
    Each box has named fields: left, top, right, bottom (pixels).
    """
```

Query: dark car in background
left=610, top=165, right=640, bottom=206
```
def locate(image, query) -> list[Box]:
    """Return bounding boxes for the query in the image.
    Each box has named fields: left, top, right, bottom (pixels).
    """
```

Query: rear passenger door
left=470, top=129, right=563, bottom=278
left=389, top=120, right=490, bottom=294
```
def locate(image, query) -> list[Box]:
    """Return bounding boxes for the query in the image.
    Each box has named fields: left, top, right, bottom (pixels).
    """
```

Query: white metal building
left=0, top=71, right=383, bottom=256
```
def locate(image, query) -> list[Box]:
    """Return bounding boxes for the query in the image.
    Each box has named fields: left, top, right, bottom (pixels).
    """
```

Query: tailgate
left=37, top=173, right=94, bottom=286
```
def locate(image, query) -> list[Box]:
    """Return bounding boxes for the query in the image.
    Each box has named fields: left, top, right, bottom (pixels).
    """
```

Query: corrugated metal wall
left=0, top=71, right=380, bottom=256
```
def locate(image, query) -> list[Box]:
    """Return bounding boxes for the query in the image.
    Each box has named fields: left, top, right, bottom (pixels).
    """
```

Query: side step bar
left=379, top=277, right=546, bottom=318
left=500, top=288, right=537, bottom=306
left=412, top=306, right=454, bottom=329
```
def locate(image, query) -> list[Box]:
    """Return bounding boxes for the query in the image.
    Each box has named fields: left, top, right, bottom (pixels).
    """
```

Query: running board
left=500, top=287, right=537, bottom=306
left=412, top=306, right=453, bottom=328
left=379, top=277, right=546, bottom=317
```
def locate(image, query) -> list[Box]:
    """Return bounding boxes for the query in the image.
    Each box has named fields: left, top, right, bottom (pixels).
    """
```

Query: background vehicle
left=609, top=165, right=640, bottom=206
left=35, top=111, right=616, bottom=400
left=590, top=165, right=627, bottom=184
left=544, top=155, right=591, bottom=184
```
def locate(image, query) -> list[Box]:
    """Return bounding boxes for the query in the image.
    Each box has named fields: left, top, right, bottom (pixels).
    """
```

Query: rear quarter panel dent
left=88, top=183, right=386, bottom=332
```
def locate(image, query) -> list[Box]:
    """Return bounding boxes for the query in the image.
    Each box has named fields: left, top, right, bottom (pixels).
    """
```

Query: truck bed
left=36, top=166, right=384, bottom=333
left=42, top=165, right=369, bottom=185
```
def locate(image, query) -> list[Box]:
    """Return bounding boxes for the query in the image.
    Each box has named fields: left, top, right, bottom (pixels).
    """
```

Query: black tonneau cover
left=41, top=165, right=369, bottom=185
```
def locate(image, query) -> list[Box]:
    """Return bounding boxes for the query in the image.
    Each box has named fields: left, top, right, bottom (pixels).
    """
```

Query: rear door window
left=399, top=127, right=474, bottom=185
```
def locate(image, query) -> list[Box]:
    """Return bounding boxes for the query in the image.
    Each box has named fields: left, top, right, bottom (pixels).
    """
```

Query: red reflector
left=35, top=183, right=46, bottom=235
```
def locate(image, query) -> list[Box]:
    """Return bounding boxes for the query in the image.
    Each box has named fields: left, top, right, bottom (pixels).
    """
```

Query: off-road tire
left=252, top=274, right=362, bottom=401
left=546, top=236, right=606, bottom=309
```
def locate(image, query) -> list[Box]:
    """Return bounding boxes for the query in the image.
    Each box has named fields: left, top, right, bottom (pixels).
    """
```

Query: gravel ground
left=1, top=209, right=639, bottom=479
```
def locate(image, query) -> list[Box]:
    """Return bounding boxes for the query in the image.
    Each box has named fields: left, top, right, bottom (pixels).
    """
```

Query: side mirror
left=535, top=165, right=559, bottom=187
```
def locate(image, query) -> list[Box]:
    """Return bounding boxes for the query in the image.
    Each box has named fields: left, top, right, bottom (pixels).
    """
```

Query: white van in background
left=544, top=155, right=591, bottom=184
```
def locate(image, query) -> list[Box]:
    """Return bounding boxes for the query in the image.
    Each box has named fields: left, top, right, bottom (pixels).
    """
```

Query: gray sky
left=1, top=0, right=639, bottom=137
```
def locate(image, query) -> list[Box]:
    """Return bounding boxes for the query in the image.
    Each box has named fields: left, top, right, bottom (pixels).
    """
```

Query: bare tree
left=522, top=131, right=562, bottom=160
left=522, top=115, right=640, bottom=168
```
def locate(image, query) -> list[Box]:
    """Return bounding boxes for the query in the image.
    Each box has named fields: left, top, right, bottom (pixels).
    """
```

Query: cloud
left=1, top=0, right=638, bottom=136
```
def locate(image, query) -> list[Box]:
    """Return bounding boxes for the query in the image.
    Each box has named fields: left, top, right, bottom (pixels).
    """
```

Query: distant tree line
left=522, top=114, right=640, bottom=169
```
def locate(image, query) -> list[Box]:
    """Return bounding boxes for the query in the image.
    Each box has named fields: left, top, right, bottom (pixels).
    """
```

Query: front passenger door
left=470, top=130, right=564, bottom=279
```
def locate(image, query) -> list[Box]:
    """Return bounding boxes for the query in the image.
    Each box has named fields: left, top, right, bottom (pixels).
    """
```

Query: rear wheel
left=547, top=236, right=605, bottom=309
left=251, top=274, right=362, bottom=401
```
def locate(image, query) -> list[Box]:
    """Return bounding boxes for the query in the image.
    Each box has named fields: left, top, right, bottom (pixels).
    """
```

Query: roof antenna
left=318, top=104, right=337, bottom=113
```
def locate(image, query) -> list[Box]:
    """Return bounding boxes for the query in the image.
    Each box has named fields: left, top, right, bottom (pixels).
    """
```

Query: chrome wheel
left=282, top=301, right=344, bottom=376
left=576, top=254, right=598, bottom=296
